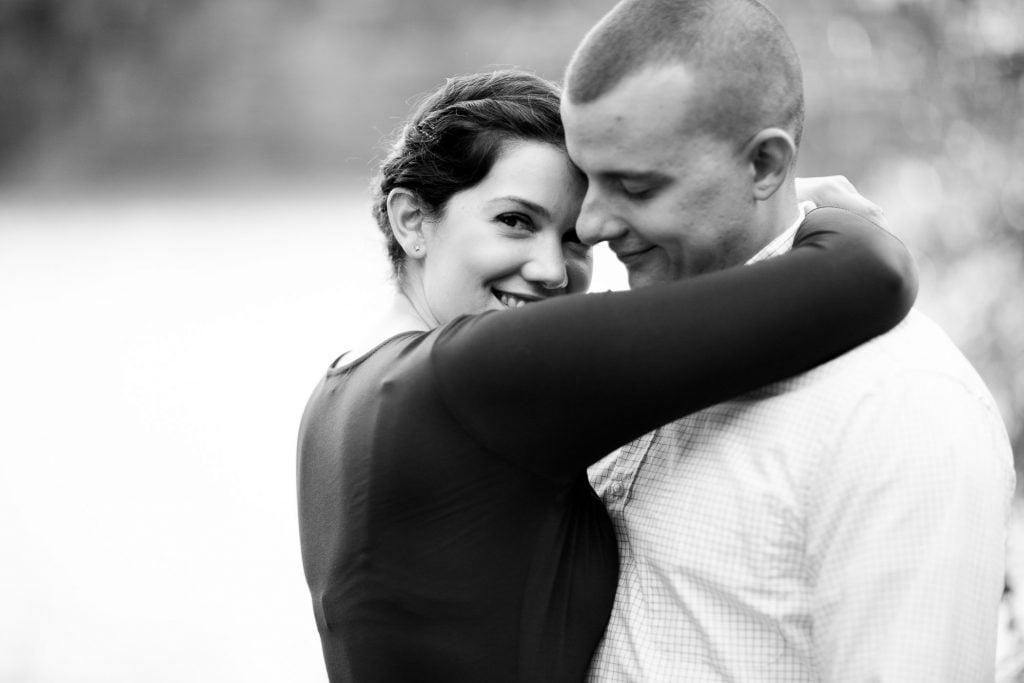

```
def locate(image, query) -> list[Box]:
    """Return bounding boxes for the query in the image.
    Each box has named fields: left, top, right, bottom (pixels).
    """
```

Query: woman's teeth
left=498, top=292, right=529, bottom=309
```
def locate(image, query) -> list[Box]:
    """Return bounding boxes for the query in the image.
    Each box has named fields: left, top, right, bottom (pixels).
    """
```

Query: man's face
left=562, top=64, right=764, bottom=288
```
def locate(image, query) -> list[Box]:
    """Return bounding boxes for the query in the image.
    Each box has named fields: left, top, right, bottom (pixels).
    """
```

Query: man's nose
left=576, top=187, right=626, bottom=246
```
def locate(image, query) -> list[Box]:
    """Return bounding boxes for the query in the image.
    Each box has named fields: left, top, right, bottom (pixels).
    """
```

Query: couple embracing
left=297, top=0, right=1015, bottom=680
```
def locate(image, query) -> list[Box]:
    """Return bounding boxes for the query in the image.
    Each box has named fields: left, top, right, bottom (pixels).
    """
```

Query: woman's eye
left=498, top=213, right=535, bottom=231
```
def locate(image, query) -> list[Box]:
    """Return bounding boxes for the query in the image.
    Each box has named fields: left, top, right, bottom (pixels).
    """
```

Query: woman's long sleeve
left=429, top=207, right=917, bottom=480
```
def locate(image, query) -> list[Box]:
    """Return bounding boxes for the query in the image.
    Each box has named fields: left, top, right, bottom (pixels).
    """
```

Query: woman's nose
left=523, top=236, right=568, bottom=290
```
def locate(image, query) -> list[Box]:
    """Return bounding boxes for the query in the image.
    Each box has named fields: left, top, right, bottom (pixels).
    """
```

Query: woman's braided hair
left=371, top=70, right=567, bottom=279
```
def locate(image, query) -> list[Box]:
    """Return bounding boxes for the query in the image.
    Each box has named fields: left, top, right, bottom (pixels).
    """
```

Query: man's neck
left=746, top=200, right=808, bottom=266
left=741, top=179, right=805, bottom=265
left=760, top=181, right=801, bottom=246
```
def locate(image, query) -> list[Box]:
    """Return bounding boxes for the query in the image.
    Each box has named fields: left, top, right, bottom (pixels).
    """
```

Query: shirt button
left=610, top=482, right=626, bottom=498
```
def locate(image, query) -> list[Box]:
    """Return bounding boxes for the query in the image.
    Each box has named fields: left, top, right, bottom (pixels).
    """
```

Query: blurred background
left=1, top=0, right=1022, bottom=680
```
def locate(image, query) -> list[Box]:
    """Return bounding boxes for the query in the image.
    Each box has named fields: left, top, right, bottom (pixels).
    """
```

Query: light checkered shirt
left=587, top=207, right=1016, bottom=682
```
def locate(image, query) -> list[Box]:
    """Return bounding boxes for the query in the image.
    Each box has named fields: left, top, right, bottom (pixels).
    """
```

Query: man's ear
left=386, top=188, right=428, bottom=259
left=744, top=128, right=796, bottom=201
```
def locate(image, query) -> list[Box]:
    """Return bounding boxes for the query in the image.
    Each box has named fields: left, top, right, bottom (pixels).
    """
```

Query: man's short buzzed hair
left=565, top=0, right=804, bottom=149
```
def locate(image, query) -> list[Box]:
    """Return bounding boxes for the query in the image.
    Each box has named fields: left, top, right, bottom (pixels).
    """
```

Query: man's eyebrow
left=487, top=196, right=551, bottom=219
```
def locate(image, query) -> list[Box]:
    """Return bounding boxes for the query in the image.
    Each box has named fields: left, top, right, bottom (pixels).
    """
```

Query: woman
left=297, top=70, right=916, bottom=682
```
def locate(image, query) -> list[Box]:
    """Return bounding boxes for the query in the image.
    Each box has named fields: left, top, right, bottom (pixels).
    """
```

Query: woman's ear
left=744, top=128, right=796, bottom=201
left=387, top=188, right=428, bottom=259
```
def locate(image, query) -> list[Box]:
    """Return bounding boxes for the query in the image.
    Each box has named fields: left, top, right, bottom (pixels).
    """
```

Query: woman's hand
left=795, top=175, right=888, bottom=231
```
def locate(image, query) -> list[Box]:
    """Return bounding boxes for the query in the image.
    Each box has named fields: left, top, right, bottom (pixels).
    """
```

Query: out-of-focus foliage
left=776, top=0, right=1024, bottom=478
left=0, top=0, right=611, bottom=182
left=2, top=0, right=1022, bottom=475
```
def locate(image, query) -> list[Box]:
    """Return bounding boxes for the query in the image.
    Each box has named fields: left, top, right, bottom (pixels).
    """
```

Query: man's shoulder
left=820, top=309, right=985, bottom=391
left=706, top=309, right=994, bottom=419
left=744, top=308, right=1008, bottom=437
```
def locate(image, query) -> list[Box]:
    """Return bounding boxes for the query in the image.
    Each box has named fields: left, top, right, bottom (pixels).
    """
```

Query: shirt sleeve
left=808, top=371, right=1015, bottom=681
left=430, top=206, right=918, bottom=480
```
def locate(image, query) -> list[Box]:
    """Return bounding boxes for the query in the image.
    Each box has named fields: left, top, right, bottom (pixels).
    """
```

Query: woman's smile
left=492, top=288, right=545, bottom=309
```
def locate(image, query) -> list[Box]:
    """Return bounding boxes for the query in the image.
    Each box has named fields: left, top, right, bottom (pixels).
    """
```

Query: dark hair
left=371, top=70, right=567, bottom=279
left=565, top=0, right=803, bottom=150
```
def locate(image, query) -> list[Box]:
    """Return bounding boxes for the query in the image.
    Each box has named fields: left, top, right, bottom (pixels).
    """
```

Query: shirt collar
left=745, top=201, right=816, bottom=265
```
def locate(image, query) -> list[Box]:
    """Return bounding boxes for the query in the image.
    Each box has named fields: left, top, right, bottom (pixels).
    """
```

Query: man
left=561, top=0, right=1016, bottom=680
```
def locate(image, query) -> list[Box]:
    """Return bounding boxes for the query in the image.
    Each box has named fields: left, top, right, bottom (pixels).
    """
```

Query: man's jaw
left=615, top=245, right=678, bottom=289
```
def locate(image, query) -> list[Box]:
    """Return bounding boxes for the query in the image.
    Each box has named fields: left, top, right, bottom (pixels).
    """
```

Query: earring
left=413, top=245, right=422, bottom=253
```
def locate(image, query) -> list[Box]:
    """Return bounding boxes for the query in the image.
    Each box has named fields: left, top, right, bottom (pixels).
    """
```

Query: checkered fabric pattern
left=587, top=210, right=1016, bottom=682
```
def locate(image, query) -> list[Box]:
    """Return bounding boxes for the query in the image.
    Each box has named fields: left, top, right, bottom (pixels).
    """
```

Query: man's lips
left=613, top=245, right=657, bottom=265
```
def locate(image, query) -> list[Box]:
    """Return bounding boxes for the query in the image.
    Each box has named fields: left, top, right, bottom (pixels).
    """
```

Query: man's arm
left=807, top=370, right=1014, bottom=681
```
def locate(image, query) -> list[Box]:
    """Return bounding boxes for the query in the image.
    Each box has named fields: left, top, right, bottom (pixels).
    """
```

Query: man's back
left=589, top=309, right=1015, bottom=682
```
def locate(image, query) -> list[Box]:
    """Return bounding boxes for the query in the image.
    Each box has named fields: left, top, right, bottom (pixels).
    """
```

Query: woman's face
left=416, top=140, right=591, bottom=325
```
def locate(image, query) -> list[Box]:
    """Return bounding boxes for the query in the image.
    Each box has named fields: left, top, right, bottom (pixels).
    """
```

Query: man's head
left=562, top=0, right=805, bottom=287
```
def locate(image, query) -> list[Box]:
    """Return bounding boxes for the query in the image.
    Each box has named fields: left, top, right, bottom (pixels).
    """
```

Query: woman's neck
left=345, top=292, right=430, bottom=360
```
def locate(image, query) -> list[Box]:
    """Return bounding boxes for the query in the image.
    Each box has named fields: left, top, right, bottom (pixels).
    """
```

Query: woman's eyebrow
left=487, top=196, right=551, bottom=219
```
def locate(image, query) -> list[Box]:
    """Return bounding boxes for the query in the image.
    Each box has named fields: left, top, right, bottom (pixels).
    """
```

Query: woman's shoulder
left=329, top=294, right=434, bottom=371
left=328, top=330, right=425, bottom=373
left=332, top=310, right=488, bottom=373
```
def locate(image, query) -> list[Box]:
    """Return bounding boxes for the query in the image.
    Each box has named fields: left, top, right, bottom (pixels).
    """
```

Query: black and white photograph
left=2, top=0, right=1022, bottom=681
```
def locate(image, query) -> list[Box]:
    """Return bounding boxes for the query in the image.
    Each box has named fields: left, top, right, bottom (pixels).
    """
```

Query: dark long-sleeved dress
left=297, top=208, right=917, bottom=682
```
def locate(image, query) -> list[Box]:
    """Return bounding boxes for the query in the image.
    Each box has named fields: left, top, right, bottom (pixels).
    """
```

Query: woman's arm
left=796, top=175, right=888, bottom=229
left=430, top=207, right=917, bottom=480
